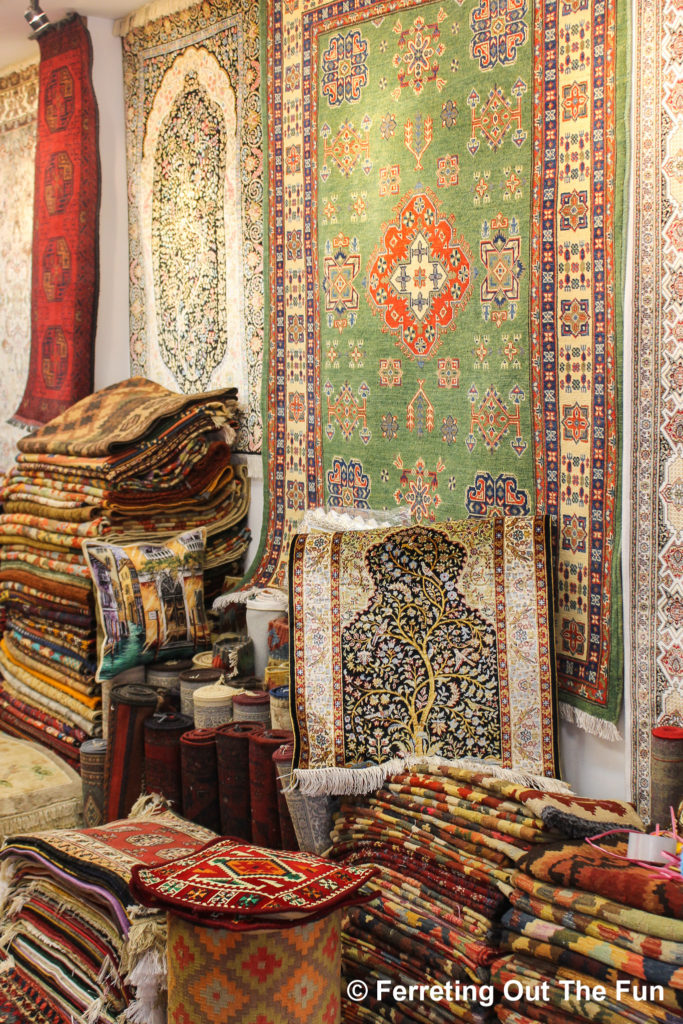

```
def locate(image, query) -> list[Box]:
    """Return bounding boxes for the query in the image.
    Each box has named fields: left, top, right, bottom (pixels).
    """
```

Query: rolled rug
left=178, top=667, right=224, bottom=719
left=193, top=682, right=244, bottom=730
left=79, top=737, right=107, bottom=828
left=233, top=690, right=271, bottom=726
left=143, top=712, right=194, bottom=808
left=101, top=665, right=146, bottom=742
left=215, top=721, right=265, bottom=839
left=650, top=726, right=683, bottom=829
left=147, top=658, right=193, bottom=713
left=269, top=684, right=291, bottom=731
left=105, top=683, right=158, bottom=822
left=180, top=728, right=220, bottom=832
left=273, top=742, right=298, bottom=851
left=249, top=729, right=294, bottom=849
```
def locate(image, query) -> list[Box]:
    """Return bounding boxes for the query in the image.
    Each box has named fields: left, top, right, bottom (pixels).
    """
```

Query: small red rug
left=12, top=14, right=99, bottom=429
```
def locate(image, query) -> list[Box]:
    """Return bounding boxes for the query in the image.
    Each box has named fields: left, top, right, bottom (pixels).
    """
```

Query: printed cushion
left=290, top=516, right=559, bottom=790
left=130, top=837, right=377, bottom=928
left=83, top=528, right=210, bottom=680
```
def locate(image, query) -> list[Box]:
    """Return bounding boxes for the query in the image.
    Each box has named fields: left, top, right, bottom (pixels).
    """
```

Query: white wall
left=86, top=23, right=627, bottom=800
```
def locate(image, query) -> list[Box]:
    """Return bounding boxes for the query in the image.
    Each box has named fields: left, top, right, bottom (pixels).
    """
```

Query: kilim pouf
left=249, top=729, right=294, bottom=849
left=79, top=737, right=107, bottom=828
left=272, top=743, right=298, bottom=851
left=650, top=727, right=683, bottom=830
left=166, top=911, right=342, bottom=1024
left=215, top=721, right=265, bottom=840
left=105, top=682, right=158, bottom=822
left=180, top=727, right=220, bottom=832
left=144, top=712, right=194, bottom=808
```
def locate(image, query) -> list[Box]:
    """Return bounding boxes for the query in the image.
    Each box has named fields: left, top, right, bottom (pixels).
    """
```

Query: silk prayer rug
left=0, top=62, right=38, bottom=471
left=256, top=0, right=626, bottom=739
left=119, top=0, right=265, bottom=453
left=290, top=516, right=560, bottom=790
left=12, top=15, right=99, bottom=430
left=631, top=0, right=683, bottom=821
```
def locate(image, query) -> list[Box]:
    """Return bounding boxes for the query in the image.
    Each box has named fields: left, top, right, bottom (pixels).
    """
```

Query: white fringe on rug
left=294, top=755, right=572, bottom=797
left=559, top=702, right=622, bottom=742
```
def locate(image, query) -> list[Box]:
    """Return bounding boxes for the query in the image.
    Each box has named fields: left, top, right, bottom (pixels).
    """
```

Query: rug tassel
left=559, top=702, right=622, bottom=742
left=128, top=793, right=170, bottom=819
left=294, top=755, right=573, bottom=797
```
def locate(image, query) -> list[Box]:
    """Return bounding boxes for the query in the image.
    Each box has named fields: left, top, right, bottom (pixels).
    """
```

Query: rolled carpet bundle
left=233, top=690, right=271, bottom=725
left=79, top=736, right=107, bottom=827
left=144, top=712, right=194, bottom=808
left=249, top=729, right=293, bottom=849
left=650, top=726, right=683, bottom=829
left=215, top=721, right=265, bottom=839
left=269, top=684, right=291, bottom=730
left=179, top=667, right=224, bottom=718
left=180, top=728, right=220, bottom=832
left=273, top=742, right=298, bottom=850
left=105, top=683, right=158, bottom=822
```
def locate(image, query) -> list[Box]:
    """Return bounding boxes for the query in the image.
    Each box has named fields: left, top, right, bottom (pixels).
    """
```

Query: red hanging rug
left=12, top=14, right=99, bottom=429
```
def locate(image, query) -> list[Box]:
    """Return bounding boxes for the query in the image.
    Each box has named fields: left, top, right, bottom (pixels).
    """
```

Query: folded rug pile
left=329, top=764, right=646, bottom=1024
left=0, top=803, right=215, bottom=1024
left=491, top=835, right=683, bottom=1024
left=0, top=378, right=251, bottom=763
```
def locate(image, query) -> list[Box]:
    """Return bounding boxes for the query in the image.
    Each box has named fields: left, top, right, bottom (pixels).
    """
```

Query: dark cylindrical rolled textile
left=178, top=667, right=224, bottom=718
left=105, top=683, right=158, bottom=822
left=272, top=742, right=298, bottom=850
left=650, top=726, right=683, bottom=828
left=144, top=713, right=194, bottom=808
left=180, top=728, right=220, bottom=832
left=249, top=729, right=293, bottom=849
left=215, top=721, right=265, bottom=839
left=80, top=737, right=107, bottom=828
left=233, top=690, right=271, bottom=725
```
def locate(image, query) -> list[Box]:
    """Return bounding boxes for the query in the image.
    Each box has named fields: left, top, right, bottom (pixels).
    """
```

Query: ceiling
left=0, top=0, right=138, bottom=71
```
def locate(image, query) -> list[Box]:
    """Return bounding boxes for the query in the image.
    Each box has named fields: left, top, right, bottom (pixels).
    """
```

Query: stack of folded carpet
left=0, top=802, right=215, bottom=1024
left=329, top=764, right=649, bottom=1024
left=491, top=834, right=683, bottom=1024
left=0, top=378, right=251, bottom=763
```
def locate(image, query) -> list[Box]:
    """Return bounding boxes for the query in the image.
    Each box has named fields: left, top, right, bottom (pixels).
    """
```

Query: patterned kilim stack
left=492, top=836, right=683, bottom=1024
left=0, top=806, right=216, bottom=1024
left=0, top=379, right=250, bottom=763
left=329, top=765, right=647, bottom=1024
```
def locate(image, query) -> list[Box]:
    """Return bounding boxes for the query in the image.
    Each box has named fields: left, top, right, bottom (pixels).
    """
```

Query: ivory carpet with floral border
left=630, top=0, right=683, bottom=821
left=254, top=0, right=627, bottom=739
left=118, top=0, right=265, bottom=454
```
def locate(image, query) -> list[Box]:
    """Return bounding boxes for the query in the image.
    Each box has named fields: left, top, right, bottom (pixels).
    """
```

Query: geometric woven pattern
left=254, top=0, right=625, bottom=737
left=167, top=910, right=341, bottom=1024
left=131, top=837, right=376, bottom=927
left=630, top=0, right=683, bottom=818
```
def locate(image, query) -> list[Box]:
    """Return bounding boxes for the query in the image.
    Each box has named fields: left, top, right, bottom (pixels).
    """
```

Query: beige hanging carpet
left=631, top=0, right=683, bottom=820
left=253, top=0, right=627, bottom=739
left=120, top=0, right=265, bottom=453
left=0, top=62, right=38, bottom=471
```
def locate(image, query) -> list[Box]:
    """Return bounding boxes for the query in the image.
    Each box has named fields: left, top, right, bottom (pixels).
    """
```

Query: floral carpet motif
left=121, top=0, right=264, bottom=453
left=0, top=63, right=38, bottom=472
left=630, top=0, right=683, bottom=819
left=257, top=0, right=625, bottom=737
left=290, top=516, right=559, bottom=788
